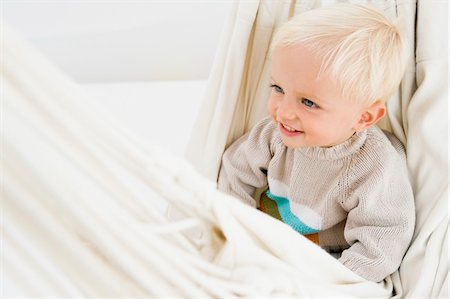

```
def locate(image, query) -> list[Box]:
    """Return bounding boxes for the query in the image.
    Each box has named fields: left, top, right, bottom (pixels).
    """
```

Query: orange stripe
left=305, top=233, right=320, bottom=245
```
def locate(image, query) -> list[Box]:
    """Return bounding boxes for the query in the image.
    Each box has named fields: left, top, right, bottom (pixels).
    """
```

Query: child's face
left=268, top=44, right=368, bottom=148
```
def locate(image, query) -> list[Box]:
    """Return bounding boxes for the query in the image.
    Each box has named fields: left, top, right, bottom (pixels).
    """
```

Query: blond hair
left=270, top=3, right=409, bottom=104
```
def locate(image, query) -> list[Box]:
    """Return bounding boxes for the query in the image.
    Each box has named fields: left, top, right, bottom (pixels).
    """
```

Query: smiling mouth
left=279, top=123, right=304, bottom=136
left=282, top=123, right=298, bottom=132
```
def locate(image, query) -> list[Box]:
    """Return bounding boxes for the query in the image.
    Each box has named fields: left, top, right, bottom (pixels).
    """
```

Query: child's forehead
left=271, top=44, right=325, bottom=75
left=270, top=45, right=347, bottom=105
left=271, top=45, right=334, bottom=86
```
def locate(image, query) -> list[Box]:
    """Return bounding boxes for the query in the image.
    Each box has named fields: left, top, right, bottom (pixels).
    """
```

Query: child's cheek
left=267, top=97, right=277, bottom=116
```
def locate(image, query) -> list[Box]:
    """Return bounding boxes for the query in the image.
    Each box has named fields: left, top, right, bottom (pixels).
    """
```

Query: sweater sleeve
left=217, top=117, right=277, bottom=207
left=339, top=133, right=415, bottom=282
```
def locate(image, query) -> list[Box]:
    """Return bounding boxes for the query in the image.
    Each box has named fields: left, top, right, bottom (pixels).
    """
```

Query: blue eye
left=270, top=84, right=284, bottom=94
left=302, top=98, right=318, bottom=109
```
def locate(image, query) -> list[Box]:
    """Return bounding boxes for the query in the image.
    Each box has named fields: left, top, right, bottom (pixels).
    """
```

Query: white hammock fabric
left=4, top=28, right=394, bottom=298
left=3, top=2, right=448, bottom=299
left=186, top=0, right=449, bottom=298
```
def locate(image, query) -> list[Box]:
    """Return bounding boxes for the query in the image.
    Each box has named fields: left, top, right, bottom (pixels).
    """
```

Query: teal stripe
left=266, top=191, right=319, bottom=235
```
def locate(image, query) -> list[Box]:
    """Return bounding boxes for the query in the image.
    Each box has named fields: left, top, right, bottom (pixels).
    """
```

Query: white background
left=3, top=1, right=232, bottom=155
left=3, top=1, right=231, bottom=82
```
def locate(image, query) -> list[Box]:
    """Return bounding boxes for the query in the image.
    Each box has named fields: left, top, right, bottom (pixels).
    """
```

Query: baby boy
left=218, top=3, right=415, bottom=282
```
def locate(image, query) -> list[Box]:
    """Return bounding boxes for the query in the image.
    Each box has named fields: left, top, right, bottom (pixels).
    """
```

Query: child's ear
left=353, top=101, right=386, bottom=132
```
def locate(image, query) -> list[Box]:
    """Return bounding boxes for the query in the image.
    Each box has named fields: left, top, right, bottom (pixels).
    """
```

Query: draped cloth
left=186, top=0, right=448, bottom=298
left=3, top=27, right=391, bottom=298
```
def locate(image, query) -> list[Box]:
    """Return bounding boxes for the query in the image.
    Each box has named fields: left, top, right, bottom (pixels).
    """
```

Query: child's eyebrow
left=270, top=77, right=327, bottom=105
left=295, top=90, right=322, bottom=102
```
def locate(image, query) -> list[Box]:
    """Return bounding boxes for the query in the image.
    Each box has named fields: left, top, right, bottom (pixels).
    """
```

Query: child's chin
left=281, top=138, right=306, bottom=148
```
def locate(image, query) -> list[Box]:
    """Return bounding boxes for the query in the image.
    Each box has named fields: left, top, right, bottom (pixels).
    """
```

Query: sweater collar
left=295, top=130, right=368, bottom=160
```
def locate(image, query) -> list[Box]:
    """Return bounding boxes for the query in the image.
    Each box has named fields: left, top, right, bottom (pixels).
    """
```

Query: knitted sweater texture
left=218, top=117, right=415, bottom=282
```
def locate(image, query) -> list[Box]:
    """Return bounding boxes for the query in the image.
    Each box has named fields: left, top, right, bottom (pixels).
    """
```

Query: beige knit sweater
left=218, top=117, right=415, bottom=282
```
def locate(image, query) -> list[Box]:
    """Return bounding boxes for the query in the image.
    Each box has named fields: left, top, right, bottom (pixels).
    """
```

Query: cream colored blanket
left=3, top=27, right=399, bottom=298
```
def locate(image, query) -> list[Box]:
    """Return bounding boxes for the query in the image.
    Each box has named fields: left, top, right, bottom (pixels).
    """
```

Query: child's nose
left=277, top=97, right=296, bottom=120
